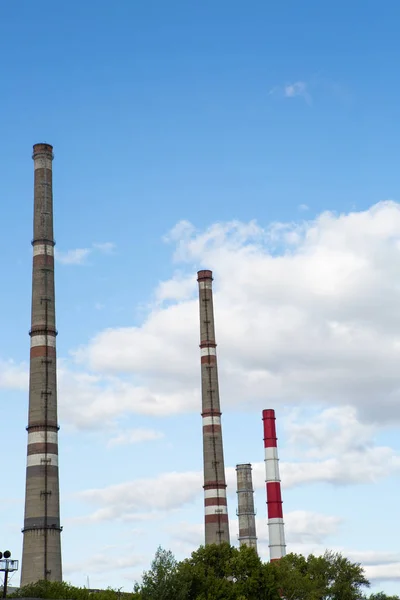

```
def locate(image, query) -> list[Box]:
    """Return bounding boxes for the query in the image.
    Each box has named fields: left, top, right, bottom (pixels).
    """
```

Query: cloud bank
left=60, top=201, right=400, bottom=428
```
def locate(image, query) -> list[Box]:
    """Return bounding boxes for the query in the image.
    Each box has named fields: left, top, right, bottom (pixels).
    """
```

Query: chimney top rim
left=197, top=269, right=213, bottom=281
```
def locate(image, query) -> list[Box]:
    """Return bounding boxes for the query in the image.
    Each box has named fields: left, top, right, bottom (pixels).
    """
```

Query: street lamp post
left=0, top=552, right=19, bottom=598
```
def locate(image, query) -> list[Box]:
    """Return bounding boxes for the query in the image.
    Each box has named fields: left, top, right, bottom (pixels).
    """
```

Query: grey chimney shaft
left=21, top=143, right=62, bottom=585
left=236, top=464, right=257, bottom=552
left=197, top=270, right=230, bottom=545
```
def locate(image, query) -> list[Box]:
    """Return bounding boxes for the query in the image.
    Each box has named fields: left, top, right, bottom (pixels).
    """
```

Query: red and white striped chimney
left=263, top=409, right=286, bottom=561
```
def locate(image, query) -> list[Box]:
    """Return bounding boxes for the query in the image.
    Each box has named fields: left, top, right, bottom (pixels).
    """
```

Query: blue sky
left=1, top=0, right=400, bottom=594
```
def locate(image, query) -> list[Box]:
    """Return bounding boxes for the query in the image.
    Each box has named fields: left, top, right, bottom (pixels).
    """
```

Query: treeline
left=8, top=544, right=399, bottom=600
left=8, top=580, right=133, bottom=600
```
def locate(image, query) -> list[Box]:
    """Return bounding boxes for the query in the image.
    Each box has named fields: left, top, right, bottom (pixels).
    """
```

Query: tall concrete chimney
left=197, top=270, right=230, bottom=545
left=263, top=409, right=286, bottom=561
left=236, top=464, right=257, bottom=552
left=21, top=144, right=62, bottom=585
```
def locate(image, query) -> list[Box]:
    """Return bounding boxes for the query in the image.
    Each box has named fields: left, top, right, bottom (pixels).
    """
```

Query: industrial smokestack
left=21, top=144, right=62, bottom=585
left=236, top=464, right=257, bottom=552
left=263, top=409, right=286, bottom=561
left=197, top=270, right=230, bottom=545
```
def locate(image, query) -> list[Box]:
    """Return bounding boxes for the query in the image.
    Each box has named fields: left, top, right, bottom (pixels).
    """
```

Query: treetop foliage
left=134, top=544, right=375, bottom=600
left=368, top=595, right=400, bottom=600
left=8, top=580, right=139, bottom=600
left=6, top=545, right=397, bottom=600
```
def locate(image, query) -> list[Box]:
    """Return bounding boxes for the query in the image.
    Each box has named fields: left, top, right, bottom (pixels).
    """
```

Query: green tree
left=273, top=551, right=370, bottom=600
left=368, top=594, right=400, bottom=600
left=176, top=543, right=280, bottom=600
left=176, top=544, right=236, bottom=600
left=324, top=551, right=370, bottom=599
left=272, top=553, right=321, bottom=600
left=110, top=543, right=379, bottom=600
left=9, top=580, right=139, bottom=600
left=229, top=544, right=280, bottom=600
left=134, top=546, right=186, bottom=600
left=9, top=580, right=89, bottom=599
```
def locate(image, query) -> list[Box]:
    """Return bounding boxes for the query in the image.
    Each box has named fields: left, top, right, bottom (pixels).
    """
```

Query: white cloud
left=67, top=435, right=399, bottom=586
left=77, top=470, right=202, bottom=520
left=69, top=202, right=400, bottom=427
left=279, top=406, right=400, bottom=485
left=55, top=242, right=115, bottom=265
left=229, top=449, right=400, bottom=492
left=285, top=82, right=304, bottom=96
left=75, top=412, right=400, bottom=525
left=268, top=81, right=312, bottom=104
left=56, top=248, right=92, bottom=265
left=92, top=242, right=116, bottom=254
left=72, top=299, right=198, bottom=379
left=238, top=407, right=400, bottom=489
left=169, top=510, right=341, bottom=551
left=107, top=428, right=164, bottom=447
left=283, top=511, right=342, bottom=543
left=346, top=550, right=400, bottom=566
left=280, top=447, right=400, bottom=487
left=155, top=275, right=196, bottom=304
left=64, top=548, right=145, bottom=577
left=298, top=203, right=309, bottom=211
left=0, top=359, right=28, bottom=390
left=163, top=220, right=196, bottom=244
left=285, top=406, right=375, bottom=458
left=57, top=363, right=197, bottom=429
left=66, top=511, right=164, bottom=527
left=364, top=562, right=400, bottom=581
